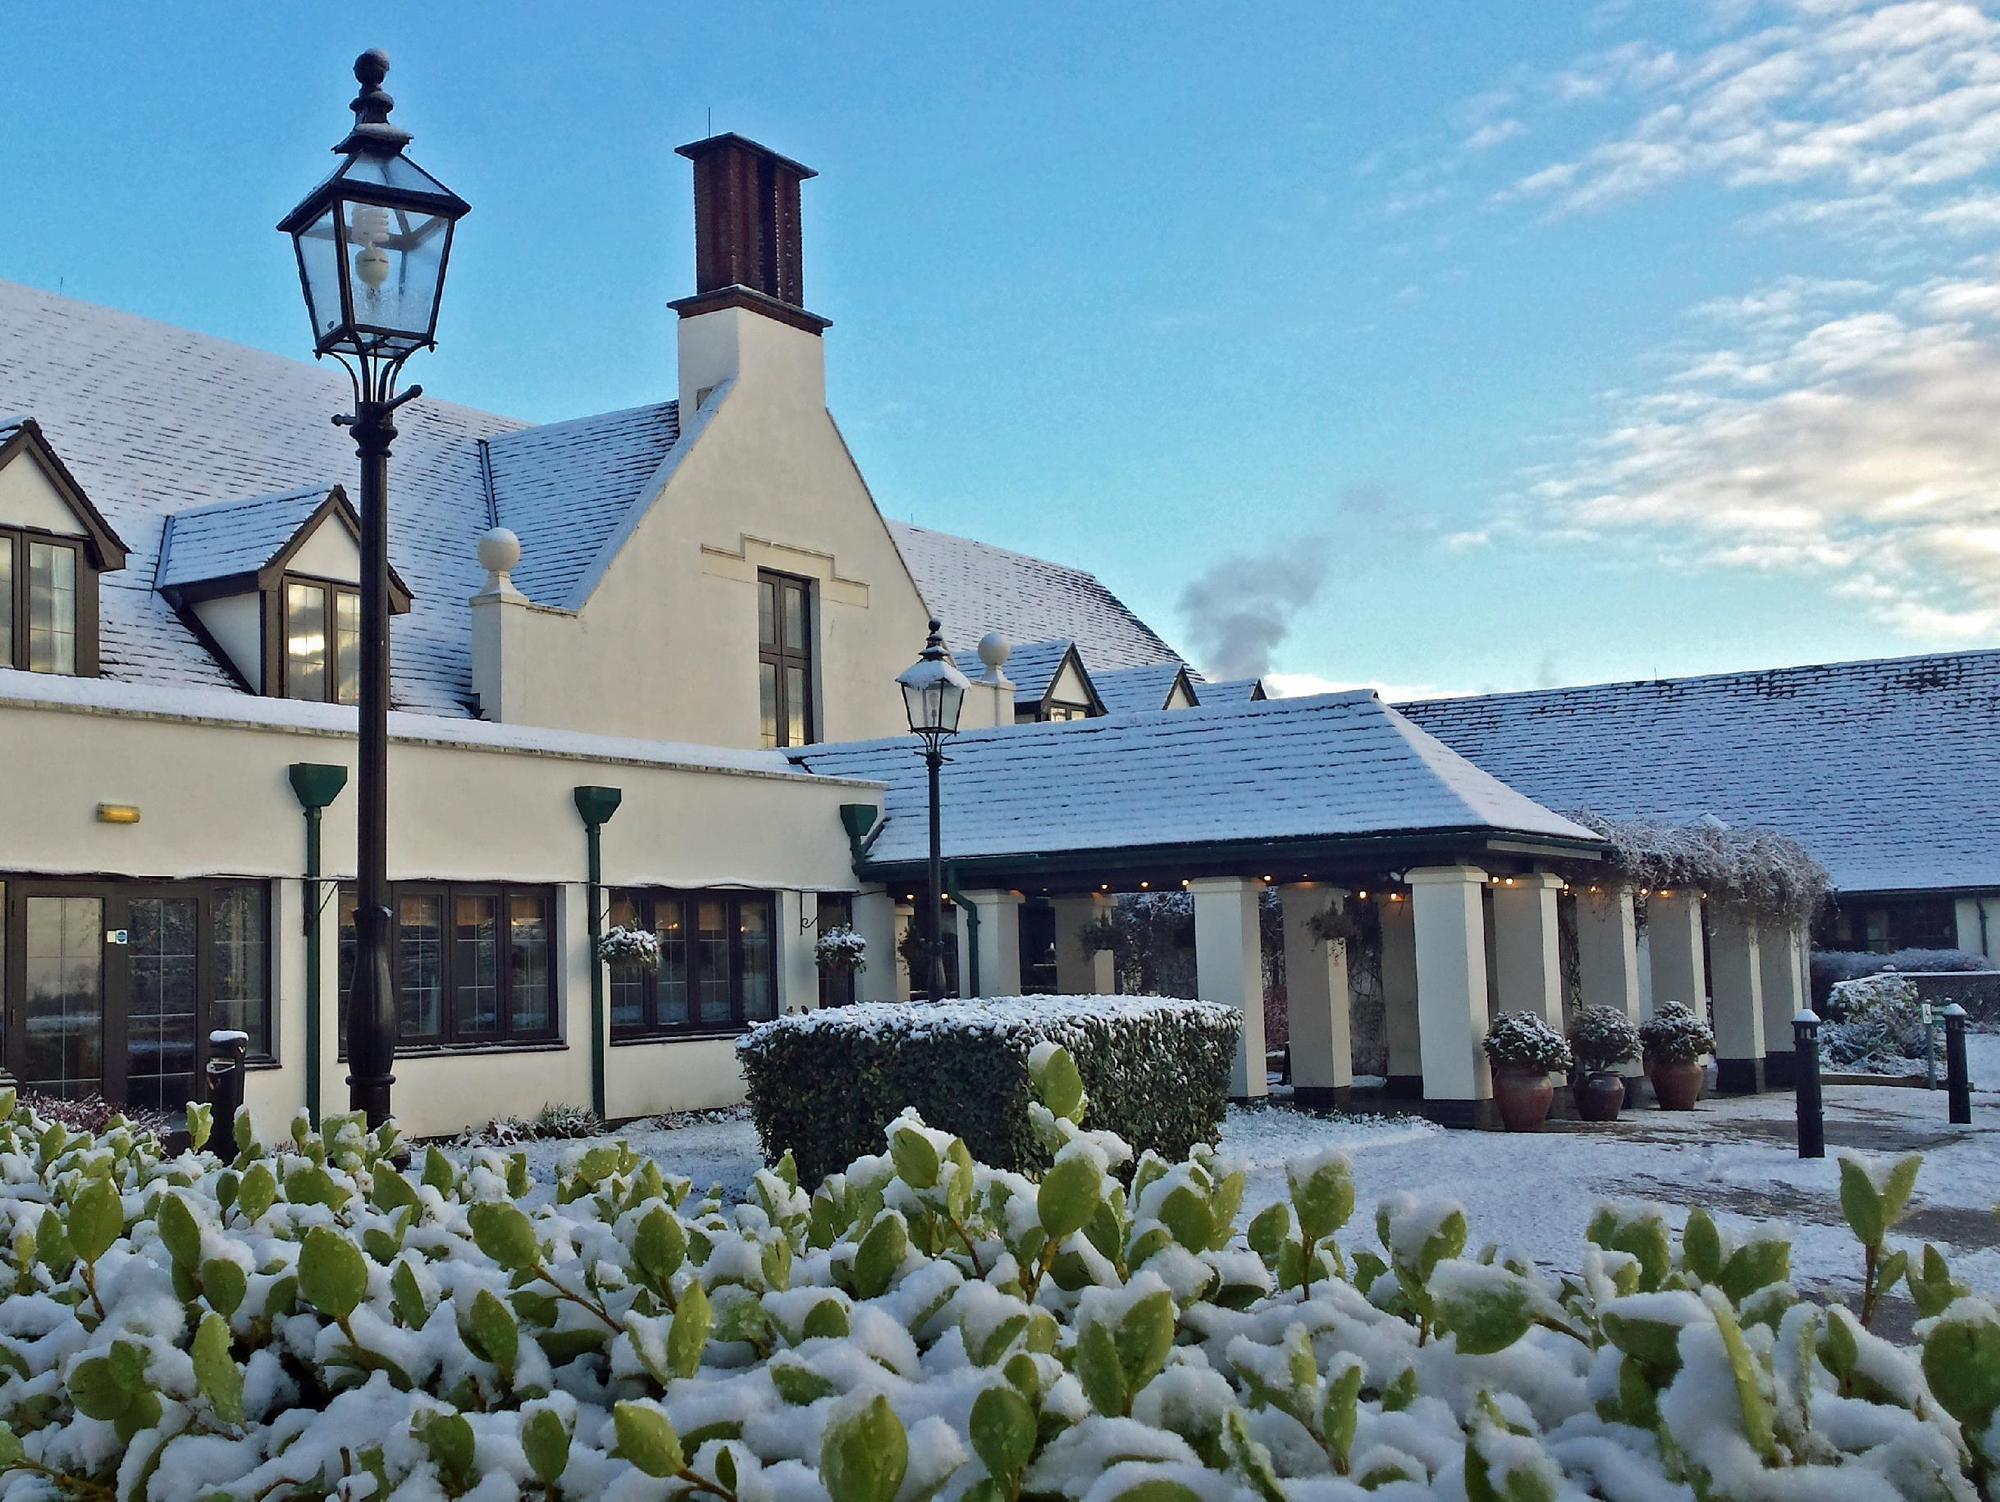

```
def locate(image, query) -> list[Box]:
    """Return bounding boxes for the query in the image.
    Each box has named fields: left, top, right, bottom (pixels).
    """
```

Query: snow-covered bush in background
left=813, top=926, right=868, bottom=974
left=2, top=1050, right=1996, bottom=1501
left=458, top=1101, right=606, bottom=1149
left=737, top=996, right=1237, bottom=1183
left=1481, top=1010, right=1573, bottom=1073
left=1812, top=947, right=1990, bottom=1008
left=598, top=924, right=661, bottom=972
left=1567, top=1005, right=1640, bottom=1074
left=1823, top=971, right=1932, bottom=1074
left=1639, top=1000, right=1715, bottom=1063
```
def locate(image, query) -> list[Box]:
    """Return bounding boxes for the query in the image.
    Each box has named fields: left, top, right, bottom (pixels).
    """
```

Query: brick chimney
left=669, top=134, right=829, bottom=335
left=670, top=134, right=831, bottom=420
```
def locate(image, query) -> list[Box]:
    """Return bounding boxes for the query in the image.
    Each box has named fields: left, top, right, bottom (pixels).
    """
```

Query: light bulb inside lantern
left=350, top=206, right=392, bottom=293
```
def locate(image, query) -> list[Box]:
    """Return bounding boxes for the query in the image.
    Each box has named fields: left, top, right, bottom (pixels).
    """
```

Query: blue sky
left=4, top=1, right=1999, bottom=697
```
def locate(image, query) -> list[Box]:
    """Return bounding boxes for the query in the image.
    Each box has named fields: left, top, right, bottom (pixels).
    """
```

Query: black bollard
left=205, top=1029, right=250, bottom=1145
left=1944, top=1004, right=1972, bottom=1127
left=1794, top=1008, right=1824, bottom=1160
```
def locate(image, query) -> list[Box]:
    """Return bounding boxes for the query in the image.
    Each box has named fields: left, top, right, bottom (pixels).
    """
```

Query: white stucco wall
left=287, top=519, right=361, bottom=584
left=0, top=682, right=880, bottom=1139
left=483, top=306, right=933, bottom=750
left=0, top=447, right=87, bottom=535
left=192, top=593, right=262, bottom=686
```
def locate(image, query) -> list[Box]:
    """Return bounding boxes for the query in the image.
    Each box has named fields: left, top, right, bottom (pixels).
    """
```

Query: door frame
left=2, top=876, right=267, bottom=1107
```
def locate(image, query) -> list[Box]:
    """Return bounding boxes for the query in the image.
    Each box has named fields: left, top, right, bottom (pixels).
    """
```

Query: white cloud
left=1524, top=265, right=2000, bottom=641
left=1464, top=118, right=1528, bottom=152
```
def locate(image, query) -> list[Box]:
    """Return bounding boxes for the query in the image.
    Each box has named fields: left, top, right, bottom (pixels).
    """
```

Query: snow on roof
left=1397, top=649, right=2000, bottom=896
left=951, top=638, right=1077, bottom=705
left=1096, top=662, right=1189, bottom=715
left=1195, top=677, right=1264, bottom=703
left=486, top=401, right=680, bottom=607
left=789, top=690, right=1596, bottom=870
left=0, top=667, right=873, bottom=784
left=889, top=521, right=1185, bottom=672
left=155, top=486, right=333, bottom=589
left=0, top=279, right=525, bottom=713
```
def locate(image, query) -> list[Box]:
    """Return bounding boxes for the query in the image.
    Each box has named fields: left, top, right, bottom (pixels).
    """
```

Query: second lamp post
left=897, top=621, right=970, bottom=999
left=279, top=50, right=470, bottom=1127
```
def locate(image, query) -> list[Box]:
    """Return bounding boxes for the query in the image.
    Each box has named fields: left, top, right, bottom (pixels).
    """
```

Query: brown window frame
left=0, top=527, right=98, bottom=676
left=336, top=881, right=559, bottom=1051
left=608, top=887, right=779, bottom=1040
left=757, top=569, right=815, bottom=748
left=267, top=572, right=362, bottom=705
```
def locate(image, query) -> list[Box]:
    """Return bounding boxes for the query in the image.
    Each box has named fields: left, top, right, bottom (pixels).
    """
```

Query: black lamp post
left=279, top=50, right=469, bottom=1127
left=897, top=621, right=969, bottom=999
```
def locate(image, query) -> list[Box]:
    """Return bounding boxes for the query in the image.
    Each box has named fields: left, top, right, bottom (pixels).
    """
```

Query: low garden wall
left=737, top=995, right=1237, bottom=1183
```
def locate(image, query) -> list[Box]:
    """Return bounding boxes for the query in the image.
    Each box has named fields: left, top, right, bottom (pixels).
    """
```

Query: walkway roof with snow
left=1397, top=649, right=2000, bottom=897
left=790, top=691, right=1601, bottom=882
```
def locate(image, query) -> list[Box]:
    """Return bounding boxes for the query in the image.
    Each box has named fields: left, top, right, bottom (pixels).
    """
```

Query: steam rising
left=1177, top=538, right=1331, bottom=682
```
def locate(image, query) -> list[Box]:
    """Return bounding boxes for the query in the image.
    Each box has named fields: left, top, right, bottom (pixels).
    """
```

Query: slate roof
left=1097, top=662, right=1190, bottom=715
left=0, top=279, right=524, bottom=713
left=889, top=521, right=1185, bottom=671
left=1396, top=650, right=2000, bottom=896
left=1195, top=677, right=1265, bottom=703
left=951, top=638, right=1080, bottom=706
left=485, top=402, right=681, bottom=607
left=790, top=691, right=1598, bottom=870
left=155, top=486, right=333, bottom=590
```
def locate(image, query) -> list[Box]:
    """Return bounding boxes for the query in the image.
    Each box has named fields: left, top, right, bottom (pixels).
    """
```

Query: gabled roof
left=951, top=637, right=1101, bottom=711
left=1096, top=661, right=1195, bottom=715
left=889, top=521, right=1185, bottom=672
left=154, top=484, right=412, bottom=612
left=0, top=415, right=129, bottom=571
left=790, top=691, right=1598, bottom=874
left=1396, top=649, right=2000, bottom=896
left=486, top=401, right=681, bottom=608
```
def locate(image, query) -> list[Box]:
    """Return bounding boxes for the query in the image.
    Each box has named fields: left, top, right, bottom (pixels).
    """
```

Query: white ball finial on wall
left=977, top=631, right=1011, bottom=670
left=475, top=527, right=524, bottom=600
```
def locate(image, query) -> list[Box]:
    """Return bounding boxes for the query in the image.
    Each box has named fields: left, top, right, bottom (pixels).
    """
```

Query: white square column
left=955, top=890, right=1024, bottom=999
left=848, top=891, right=900, bottom=1004
left=779, top=892, right=820, bottom=1014
left=1192, top=876, right=1268, bottom=1100
left=1408, top=865, right=1495, bottom=1129
left=891, top=900, right=915, bottom=1002
left=1576, top=884, right=1645, bottom=1086
left=1379, top=894, right=1423, bottom=1096
left=1708, top=905, right=1765, bottom=1093
left=1281, top=885, right=1352, bottom=1107
left=1647, top=891, right=1707, bottom=1016
left=1759, top=921, right=1807, bottom=1088
left=1491, top=872, right=1566, bottom=1031
left=1051, top=894, right=1118, bottom=994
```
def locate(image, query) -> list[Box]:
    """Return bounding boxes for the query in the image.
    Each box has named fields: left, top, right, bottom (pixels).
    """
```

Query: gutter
left=288, top=763, right=349, bottom=1129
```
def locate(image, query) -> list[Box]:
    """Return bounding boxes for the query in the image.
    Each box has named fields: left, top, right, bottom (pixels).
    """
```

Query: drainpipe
left=945, top=865, right=979, bottom=998
left=289, top=763, right=349, bottom=1129
left=573, top=786, right=623, bottom=1120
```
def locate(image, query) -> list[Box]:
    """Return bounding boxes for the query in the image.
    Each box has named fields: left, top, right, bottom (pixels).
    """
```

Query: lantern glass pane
left=343, top=196, right=451, bottom=345
left=938, top=678, right=966, bottom=733
left=293, top=204, right=348, bottom=348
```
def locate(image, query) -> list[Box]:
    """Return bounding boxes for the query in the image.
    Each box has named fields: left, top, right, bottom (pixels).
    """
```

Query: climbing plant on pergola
left=1562, top=811, right=1832, bottom=928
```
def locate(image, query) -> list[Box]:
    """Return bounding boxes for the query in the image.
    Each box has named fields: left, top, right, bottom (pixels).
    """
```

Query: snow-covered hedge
left=1824, top=972, right=1932, bottom=1074
left=5, top=1052, right=1999, bottom=1501
left=737, top=997, right=1237, bottom=1185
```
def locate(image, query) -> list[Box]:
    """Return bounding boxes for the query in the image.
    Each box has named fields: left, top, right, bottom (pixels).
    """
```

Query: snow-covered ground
left=453, top=1082, right=2000, bottom=1299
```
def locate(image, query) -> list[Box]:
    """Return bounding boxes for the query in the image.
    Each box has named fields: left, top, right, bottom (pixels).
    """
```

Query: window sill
left=336, top=1039, right=568, bottom=1062
left=611, top=1027, right=768, bottom=1047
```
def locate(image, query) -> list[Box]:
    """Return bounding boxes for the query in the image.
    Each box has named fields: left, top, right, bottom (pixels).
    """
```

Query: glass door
left=21, top=895, right=105, bottom=1100
left=125, top=896, right=200, bottom=1112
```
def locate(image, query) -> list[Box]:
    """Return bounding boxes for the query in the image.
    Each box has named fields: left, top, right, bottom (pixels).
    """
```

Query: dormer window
left=157, top=484, right=408, bottom=701
left=0, top=419, right=128, bottom=677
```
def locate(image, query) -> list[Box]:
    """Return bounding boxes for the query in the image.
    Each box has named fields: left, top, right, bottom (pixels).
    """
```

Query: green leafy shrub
left=1, top=1054, right=1995, bottom=1500
left=1568, top=1005, right=1641, bottom=1073
left=736, top=996, right=1237, bottom=1183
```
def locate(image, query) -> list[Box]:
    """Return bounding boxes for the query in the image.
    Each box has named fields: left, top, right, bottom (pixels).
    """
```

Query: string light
left=1140, top=881, right=1150, bottom=890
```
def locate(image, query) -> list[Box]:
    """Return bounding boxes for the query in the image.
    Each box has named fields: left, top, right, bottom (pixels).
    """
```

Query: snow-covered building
left=1398, top=652, right=2000, bottom=964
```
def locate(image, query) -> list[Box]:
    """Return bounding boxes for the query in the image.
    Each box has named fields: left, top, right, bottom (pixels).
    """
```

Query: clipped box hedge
left=737, top=995, right=1237, bottom=1183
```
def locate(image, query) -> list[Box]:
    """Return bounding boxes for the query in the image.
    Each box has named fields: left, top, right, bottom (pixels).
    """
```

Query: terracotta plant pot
left=1575, top=1070, right=1626, bottom=1122
left=1651, top=1057, right=1705, bottom=1111
left=1492, top=1065, right=1555, bottom=1132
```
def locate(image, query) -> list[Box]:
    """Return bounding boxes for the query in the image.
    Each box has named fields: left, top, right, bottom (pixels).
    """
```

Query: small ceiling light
left=1140, top=881, right=1150, bottom=890
left=1357, top=890, right=1368, bottom=900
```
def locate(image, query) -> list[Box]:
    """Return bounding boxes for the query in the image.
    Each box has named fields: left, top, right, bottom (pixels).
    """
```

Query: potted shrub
left=1483, top=1011, right=1574, bottom=1132
left=1567, top=1006, right=1640, bottom=1121
left=813, top=925, right=868, bottom=976
left=1639, top=1001, right=1715, bottom=1110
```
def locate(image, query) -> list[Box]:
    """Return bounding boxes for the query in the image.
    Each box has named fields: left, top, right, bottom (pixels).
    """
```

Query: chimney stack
left=669, top=134, right=829, bottom=336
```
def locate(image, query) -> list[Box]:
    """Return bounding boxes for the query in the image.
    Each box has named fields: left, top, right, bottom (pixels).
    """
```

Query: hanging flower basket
left=1306, top=904, right=1362, bottom=949
left=597, top=924, right=660, bottom=973
left=1077, top=915, right=1122, bottom=956
left=814, top=926, right=868, bottom=975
